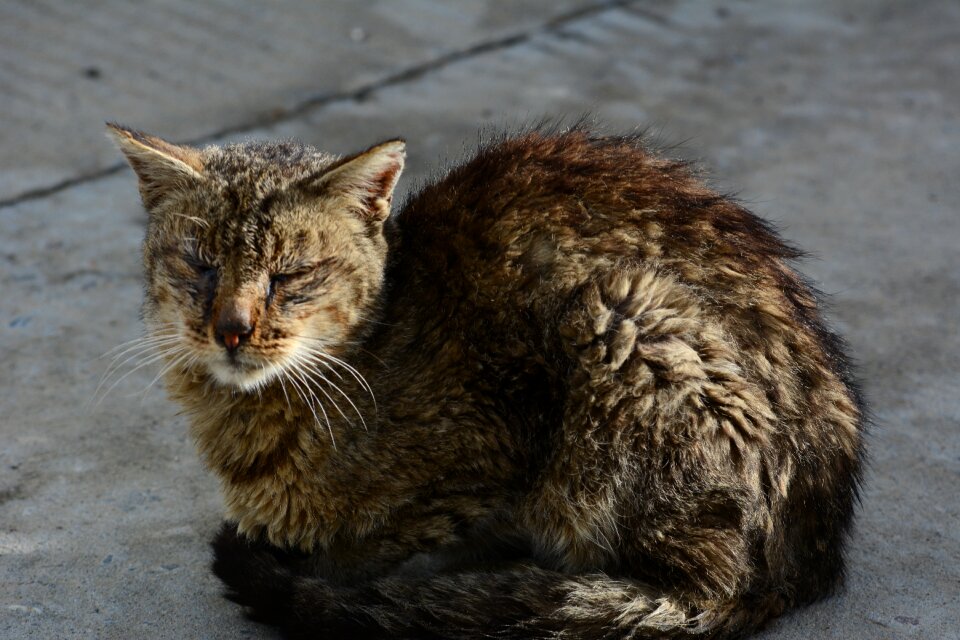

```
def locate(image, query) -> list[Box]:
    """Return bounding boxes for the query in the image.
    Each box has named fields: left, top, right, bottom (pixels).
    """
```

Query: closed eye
left=182, top=252, right=217, bottom=281
left=270, top=268, right=309, bottom=288
left=177, top=253, right=218, bottom=306
left=268, top=258, right=341, bottom=303
left=268, top=266, right=326, bottom=304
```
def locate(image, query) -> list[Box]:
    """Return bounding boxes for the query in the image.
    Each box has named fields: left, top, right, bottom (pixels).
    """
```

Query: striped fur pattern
left=111, top=123, right=865, bottom=639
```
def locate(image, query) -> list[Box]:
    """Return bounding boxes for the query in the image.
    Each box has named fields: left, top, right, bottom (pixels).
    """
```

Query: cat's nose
left=215, top=304, right=255, bottom=353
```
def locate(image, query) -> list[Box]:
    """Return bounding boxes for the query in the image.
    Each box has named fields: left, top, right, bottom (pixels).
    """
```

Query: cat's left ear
left=307, top=139, right=405, bottom=222
left=106, top=122, right=205, bottom=209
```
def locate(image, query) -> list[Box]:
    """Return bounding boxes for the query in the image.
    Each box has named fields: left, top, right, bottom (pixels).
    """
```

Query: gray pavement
left=1, top=1, right=957, bottom=638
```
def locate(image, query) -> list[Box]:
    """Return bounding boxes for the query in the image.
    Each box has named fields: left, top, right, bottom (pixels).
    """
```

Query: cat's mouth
left=207, top=352, right=279, bottom=391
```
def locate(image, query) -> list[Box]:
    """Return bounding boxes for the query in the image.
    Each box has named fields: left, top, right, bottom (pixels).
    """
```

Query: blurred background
left=1, top=1, right=957, bottom=638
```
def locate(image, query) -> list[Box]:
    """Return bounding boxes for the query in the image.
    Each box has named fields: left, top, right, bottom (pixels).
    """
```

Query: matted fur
left=111, top=122, right=865, bottom=639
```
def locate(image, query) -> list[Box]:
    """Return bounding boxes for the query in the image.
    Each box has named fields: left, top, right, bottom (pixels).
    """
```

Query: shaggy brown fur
left=109, top=122, right=865, bottom=639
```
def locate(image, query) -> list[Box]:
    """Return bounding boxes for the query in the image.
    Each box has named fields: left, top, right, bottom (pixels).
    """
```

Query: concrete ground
left=1, top=0, right=957, bottom=638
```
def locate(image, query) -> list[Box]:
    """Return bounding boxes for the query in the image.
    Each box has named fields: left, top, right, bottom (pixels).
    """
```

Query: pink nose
left=220, top=331, right=247, bottom=351
left=215, top=303, right=255, bottom=353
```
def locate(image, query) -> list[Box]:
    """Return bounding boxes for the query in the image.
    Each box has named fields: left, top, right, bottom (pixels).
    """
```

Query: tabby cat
left=109, top=121, right=865, bottom=639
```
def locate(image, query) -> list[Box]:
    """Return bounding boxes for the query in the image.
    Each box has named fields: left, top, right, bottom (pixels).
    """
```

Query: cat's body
left=111, top=124, right=865, bottom=639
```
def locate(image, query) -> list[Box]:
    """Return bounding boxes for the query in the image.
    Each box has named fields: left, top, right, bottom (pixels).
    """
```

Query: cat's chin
left=207, top=359, right=281, bottom=392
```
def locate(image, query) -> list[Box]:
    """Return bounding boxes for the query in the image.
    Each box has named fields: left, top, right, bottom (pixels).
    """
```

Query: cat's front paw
left=210, top=522, right=296, bottom=624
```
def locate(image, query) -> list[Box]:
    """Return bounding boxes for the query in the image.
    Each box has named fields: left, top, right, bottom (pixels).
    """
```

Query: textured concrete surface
left=1, top=1, right=958, bottom=638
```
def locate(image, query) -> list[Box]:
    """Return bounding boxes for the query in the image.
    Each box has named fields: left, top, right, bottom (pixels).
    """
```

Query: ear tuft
left=309, top=139, right=406, bottom=222
left=106, top=122, right=204, bottom=208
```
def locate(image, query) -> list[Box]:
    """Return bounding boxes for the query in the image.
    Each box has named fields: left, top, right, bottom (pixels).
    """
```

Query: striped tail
left=211, top=524, right=778, bottom=639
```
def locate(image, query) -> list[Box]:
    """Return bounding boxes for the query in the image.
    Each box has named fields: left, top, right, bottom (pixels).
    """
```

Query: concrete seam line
left=0, top=0, right=646, bottom=211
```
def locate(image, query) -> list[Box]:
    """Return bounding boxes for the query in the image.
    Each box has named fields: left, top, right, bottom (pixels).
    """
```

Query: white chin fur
left=208, top=359, right=282, bottom=392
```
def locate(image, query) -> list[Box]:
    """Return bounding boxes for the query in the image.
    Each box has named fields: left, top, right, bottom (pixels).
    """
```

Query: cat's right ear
left=106, top=123, right=204, bottom=209
left=304, top=139, right=406, bottom=223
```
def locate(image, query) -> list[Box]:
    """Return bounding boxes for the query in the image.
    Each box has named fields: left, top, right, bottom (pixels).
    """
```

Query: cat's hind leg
left=525, top=265, right=778, bottom=601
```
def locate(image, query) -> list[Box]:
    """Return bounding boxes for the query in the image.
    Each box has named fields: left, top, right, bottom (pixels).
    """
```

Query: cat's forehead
left=163, top=142, right=339, bottom=256
left=203, top=140, right=335, bottom=203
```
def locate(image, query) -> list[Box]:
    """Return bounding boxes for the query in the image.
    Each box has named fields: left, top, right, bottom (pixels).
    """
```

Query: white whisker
left=171, top=213, right=210, bottom=228
left=287, top=360, right=336, bottom=448
left=101, top=335, right=180, bottom=372
left=95, top=348, right=178, bottom=406
left=298, top=351, right=345, bottom=381
left=289, top=334, right=378, bottom=389
left=314, top=351, right=377, bottom=413
left=100, top=331, right=179, bottom=359
left=96, top=330, right=182, bottom=389
left=295, top=343, right=372, bottom=394
left=137, top=349, right=196, bottom=400
left=295, top=353, right=368, bottom=431
left=95, top=341, right=179, bottom=400
left=277, top=371, right=292, bottom=413
left=99, top=344, right=181, bottom=390
left=291, top=353, right=359, bottom=430
left=254, top=363, right=265, bottom=401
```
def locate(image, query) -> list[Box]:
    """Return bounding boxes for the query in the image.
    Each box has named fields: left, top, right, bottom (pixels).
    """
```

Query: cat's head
left=108, top=124, right=404, bottom=391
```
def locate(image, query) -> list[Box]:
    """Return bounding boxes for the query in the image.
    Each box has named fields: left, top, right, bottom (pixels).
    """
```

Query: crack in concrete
left=0, top=0, right=644, bottom=211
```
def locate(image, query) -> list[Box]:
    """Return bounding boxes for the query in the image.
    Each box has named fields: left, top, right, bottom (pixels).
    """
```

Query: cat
left=108, top=121, right=865, bottom=639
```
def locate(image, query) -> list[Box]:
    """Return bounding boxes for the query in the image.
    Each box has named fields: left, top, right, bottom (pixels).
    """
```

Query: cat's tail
left=211, top=525, right=779, bottom=639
